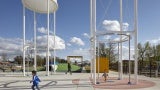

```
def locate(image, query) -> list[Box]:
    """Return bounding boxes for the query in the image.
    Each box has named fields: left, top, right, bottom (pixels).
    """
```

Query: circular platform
left=92, top=77, right=156, bottom=89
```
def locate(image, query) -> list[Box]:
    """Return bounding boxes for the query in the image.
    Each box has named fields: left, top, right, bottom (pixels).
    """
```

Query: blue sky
left=0, top=0, right=160, bottom=61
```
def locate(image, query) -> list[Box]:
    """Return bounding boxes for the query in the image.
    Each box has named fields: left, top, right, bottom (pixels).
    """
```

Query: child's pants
left=32, top=84, right=40, bottom=90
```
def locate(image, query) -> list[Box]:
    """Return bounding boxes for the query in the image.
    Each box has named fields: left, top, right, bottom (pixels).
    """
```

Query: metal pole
left=45, top=47, right=47, bottom=75
left=23, top=6, right=26, bottom=76
left=93, top=0, right=97, bottom=85
left=118, top=43, right=120, bottom=80
left=31, top=49, right=33, bottom=70
left=90, top=0, right=93, bottom=79
left=128, top=35, right=131, bottom=84
left=134, top=0, right=138, bottom=84
left=53, top=12, right=56, bottom=73
left=27, top=47, right=29, bottom=76
left=47, top=0, right=50, bottom=76
left=120, top=0, right=123, bottom=80
left=34, top=12, right=37, bottom=71
left=97, top=41, right=100, bottom=84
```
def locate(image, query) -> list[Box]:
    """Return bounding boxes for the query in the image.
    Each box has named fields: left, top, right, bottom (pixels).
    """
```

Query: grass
left=57, top=63, right=80, bottom=72
left=24, top=63, right=80, bottom=72
left=1, top=64, right=82, bottom=73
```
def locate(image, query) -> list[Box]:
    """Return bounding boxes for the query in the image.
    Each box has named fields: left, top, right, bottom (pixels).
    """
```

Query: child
left=102, top=69, right=108, bottom=82
left=30, top=70, right=41, bottom=90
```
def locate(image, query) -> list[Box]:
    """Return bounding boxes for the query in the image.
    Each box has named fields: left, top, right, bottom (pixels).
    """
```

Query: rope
left=123, top=0, right=134, bottom=31
left=97, top=0, right=113, bottom=29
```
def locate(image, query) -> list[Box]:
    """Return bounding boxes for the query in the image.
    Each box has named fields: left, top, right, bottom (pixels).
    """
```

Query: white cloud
left=72, top=48, right=91, bottom=60
left=37, top=27, right=53, bottom=34
left=103, top=35, right=111, bottom=40
left=37, top=52, right=51, bottom=57
left=103, top=20, right=120, bottom=31
left=0, top=37, right=23, bottom=61
left=83, top=33, right=90, bottom=38
left=102, top=20, right=129, bottom=31
left=36, top=35, right=65, bottom=50
left=123, top=23, right=129, bottom=31
left=115, top=45, right=134, bottom=60
left=0, top=36, right=65, bottom=60
left=149, top=37, right=160, bottom=45
left=67, top=43, right=71, bottom=46
left=113, top=37, right=120, bottom=41
left=70, top=37, right=85, bottom=46
left=0, top=37, right=22, bottom=54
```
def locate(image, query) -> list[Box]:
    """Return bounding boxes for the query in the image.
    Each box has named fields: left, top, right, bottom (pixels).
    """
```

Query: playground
left=1, top=0, right=160, bottom=90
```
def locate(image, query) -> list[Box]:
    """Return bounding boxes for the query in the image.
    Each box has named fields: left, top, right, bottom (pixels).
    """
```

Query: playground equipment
left=22, top=0, right=58, bottom=76
left=96, top=33, right=132, bottom=84
left=90, top=0, right=138, bottom=85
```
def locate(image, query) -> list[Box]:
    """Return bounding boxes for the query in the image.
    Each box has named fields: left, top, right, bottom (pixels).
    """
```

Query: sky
left=0, top=0, right=160, bottom=61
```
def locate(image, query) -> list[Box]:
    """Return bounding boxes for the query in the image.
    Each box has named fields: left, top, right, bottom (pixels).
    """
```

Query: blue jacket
left=32, top=75, right=41, bottom=85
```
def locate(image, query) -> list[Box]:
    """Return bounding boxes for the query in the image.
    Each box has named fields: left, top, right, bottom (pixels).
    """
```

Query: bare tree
left=138, top=42, right=151, bottom=73
left=96, top=42, right=116, bottom=69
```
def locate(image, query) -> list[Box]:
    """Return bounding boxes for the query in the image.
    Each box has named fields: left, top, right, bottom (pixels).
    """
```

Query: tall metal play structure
left=90, top=0, right=138, bottom=84
left=22, top=0, right=58, bottom=76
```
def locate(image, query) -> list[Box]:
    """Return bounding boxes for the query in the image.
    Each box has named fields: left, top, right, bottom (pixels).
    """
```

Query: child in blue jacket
left=30, top=70, right=41, bottom=90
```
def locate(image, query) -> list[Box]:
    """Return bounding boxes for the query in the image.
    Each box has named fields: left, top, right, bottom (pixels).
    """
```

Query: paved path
left=0, top=71, right=160, bottom=90
left=0, top=72, right=94, bottom=90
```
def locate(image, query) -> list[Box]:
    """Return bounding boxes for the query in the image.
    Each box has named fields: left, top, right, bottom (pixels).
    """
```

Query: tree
left=96, top=43, right=106, bottom=57
left=96, top=42, right=116, bottom=70
left=144, top=42, right=152, bottom=59
left=138, top=42, right=160, bottom=76
left=37, top=55, right=45, bottom=66
left=14, top=55, right=23, bottom=65
left=138, top=43, right=145, bottom=72
left=106, top=43, right=116, bottom=67
left=156, top=44, right=160, bottom=60
left=138, top=42, right=151, bottom=73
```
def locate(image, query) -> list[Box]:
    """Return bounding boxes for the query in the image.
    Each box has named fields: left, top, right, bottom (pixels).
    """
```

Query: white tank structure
left=22, top=0, right=58, bottom=13
left=22, top=0, right=58, bottom=76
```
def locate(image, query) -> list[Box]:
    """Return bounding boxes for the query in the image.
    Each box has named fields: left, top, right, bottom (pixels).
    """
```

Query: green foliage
left=37, top=66, right=45, bottom=71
